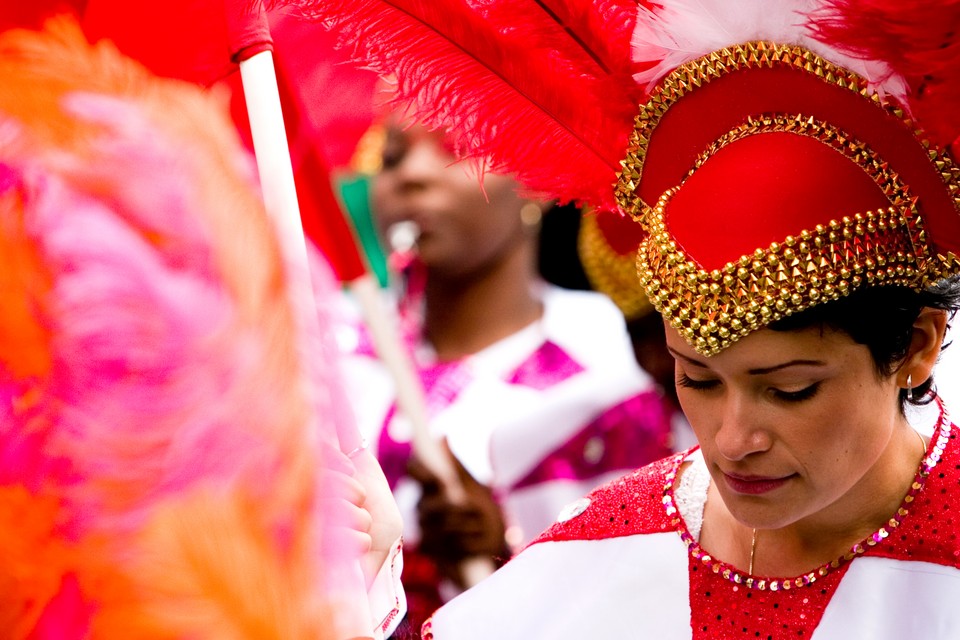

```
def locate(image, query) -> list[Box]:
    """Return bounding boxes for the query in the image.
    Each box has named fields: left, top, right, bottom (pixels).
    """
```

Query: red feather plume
left=264, top=0, right=642, bottom=213
left=475, top=0, right=641, bottom=81
left=809, top=0, right=960, bottom=151
left=471, top=0, right=646, bottom=143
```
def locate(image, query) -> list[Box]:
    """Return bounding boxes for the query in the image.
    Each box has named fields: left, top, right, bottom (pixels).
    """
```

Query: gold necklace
left=913, top=428, right=927, bottom=458
left=747, top=429, right=927, bottom=577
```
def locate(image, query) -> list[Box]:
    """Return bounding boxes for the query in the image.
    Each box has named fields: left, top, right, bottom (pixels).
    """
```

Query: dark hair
left=768, top=277, right=960, bottom=409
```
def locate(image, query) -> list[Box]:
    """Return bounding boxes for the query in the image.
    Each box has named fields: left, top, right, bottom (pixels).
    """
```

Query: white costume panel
left=814, top=557, right=960, bottom=639
left=430, top=534, right=692, bottom=640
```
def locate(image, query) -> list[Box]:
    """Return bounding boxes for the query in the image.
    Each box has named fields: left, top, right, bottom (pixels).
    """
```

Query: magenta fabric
left=507, top=390, right=673, bottom=491
left=378, top=360, right=473, bottom=490
left=376, top=339, right=663, bottom=491
left=505, top=340, right=585, bottom=390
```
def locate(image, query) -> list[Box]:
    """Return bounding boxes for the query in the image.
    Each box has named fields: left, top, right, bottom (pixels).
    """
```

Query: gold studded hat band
left=617, top=43, right=960, bottom=356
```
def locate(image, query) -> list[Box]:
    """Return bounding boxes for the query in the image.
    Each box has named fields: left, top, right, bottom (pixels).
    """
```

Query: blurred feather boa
left=0, top=16, right=375, bottom=639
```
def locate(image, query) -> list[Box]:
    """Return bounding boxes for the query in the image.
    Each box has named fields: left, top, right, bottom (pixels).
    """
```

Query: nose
left=714, top=392, right=771, bottom=462
left=373, top=138, right=445, bottom=230
left=391, top=138, right=445, bottom=195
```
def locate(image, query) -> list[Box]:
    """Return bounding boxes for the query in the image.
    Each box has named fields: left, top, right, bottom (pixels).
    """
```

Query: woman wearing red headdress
left=267, top=0, right=960, bottom=637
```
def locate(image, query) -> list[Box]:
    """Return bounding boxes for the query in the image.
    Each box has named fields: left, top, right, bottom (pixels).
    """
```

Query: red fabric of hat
left=636, top=62, right=960, bottom=264
left=667, top=132, right=890, bottom=272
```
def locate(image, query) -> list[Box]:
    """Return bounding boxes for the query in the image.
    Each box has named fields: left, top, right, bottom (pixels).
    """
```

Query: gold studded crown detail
left=616, top=43, right=960, bottom=356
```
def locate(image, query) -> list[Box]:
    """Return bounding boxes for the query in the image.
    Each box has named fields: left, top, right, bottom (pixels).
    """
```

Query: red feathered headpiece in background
left=264, top=0, right=648, bottom=214
left=264, top=0, right=960, bottom=355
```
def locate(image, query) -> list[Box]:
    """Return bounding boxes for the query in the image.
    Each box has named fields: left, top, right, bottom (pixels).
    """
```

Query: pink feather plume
left=0, top=17, right=371, bottom=638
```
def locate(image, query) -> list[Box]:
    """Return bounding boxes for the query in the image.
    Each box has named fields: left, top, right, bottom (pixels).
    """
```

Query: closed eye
left=380, top=147, right=405, bottom=169
left=677, top=372, right=720, bottom=391
left=772, top=382, right=821, bottom=402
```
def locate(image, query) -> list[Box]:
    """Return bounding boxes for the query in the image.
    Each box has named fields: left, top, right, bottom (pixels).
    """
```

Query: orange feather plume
left=0, top=16, right=369, bottom=638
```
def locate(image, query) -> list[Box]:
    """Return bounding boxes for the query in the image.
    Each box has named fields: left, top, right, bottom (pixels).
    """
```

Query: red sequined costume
left=426, top=402, right=959, bottom=639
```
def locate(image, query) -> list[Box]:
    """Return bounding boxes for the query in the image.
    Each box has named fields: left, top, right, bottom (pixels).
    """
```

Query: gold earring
left=906, top=373, right=914, bottom=402
left=520, top=202, right=542, bottom=227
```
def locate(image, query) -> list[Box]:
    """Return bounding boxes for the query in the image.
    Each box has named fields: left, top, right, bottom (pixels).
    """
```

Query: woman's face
left=371, top=124, right=531, bottom=278
left=665, top=323, right=905, bottom=531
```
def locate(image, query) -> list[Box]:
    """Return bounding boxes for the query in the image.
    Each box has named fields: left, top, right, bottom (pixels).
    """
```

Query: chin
left=720, top=491, right=802, bottom=531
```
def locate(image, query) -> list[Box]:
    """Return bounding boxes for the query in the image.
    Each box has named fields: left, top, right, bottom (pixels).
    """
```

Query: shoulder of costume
left=870, top=418, right=960, bottom=569
left=539, top=284, right=649, bottom=377
left=529, top=449, right=694, bottom=545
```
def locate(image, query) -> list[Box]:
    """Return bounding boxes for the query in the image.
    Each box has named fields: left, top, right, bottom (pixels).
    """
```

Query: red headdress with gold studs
left=618, top=0, right=960, bottom=354
left=268, top=0, right=960, bottom=353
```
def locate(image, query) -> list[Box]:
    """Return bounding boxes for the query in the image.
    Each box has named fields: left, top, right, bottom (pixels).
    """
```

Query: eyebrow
left=666, top=347, right=827, bottom=375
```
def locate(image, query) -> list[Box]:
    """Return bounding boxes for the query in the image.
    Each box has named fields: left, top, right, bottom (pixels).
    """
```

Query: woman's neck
left=422, top=244, right=542, bottom=361
left=762, top=423, right=924, bottom=576
left=702, top=421, right=927, bottom=577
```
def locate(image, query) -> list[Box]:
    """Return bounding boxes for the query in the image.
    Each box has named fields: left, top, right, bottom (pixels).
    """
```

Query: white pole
left=239, top=50, right=375, bottom=638
left=239, top=50, right=364, bottom=453
left=347, top=275, right=464, bottom=497
left=239, top=49, right=492, bottom=588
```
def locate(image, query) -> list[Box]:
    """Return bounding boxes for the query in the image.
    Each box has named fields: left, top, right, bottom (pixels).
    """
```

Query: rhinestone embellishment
left=557, top=497, right=592, bottom=523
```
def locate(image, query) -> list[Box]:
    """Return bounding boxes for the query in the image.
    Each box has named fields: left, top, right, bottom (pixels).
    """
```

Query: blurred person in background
left=578, top=209, right=699, bottom=452
left=338, top=118, right=675, bottom=632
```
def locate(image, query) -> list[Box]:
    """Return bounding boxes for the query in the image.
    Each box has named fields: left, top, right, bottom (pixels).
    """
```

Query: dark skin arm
left=407, top=449, right=511, bottom=589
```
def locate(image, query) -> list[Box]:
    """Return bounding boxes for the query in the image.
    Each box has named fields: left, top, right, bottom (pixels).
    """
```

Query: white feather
left=631, top=0, right=907, bottom=100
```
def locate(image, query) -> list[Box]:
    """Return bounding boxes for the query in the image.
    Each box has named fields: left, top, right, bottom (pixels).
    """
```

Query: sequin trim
left=638, top=114, right=948, bottom=355
left=637, top=116, right=945, bottom=355
left=662, top=399, right=952, bottom=591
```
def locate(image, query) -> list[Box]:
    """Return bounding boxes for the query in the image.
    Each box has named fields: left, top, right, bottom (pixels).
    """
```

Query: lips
left=386, top=221, right=421, bottom=253
left=722, top=472, right=794, bottom=495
